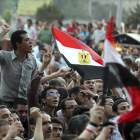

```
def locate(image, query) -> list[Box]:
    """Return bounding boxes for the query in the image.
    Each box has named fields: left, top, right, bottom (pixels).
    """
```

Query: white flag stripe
left=104, top=39, right=125, bottom=67
left=56, top=40, right=102, bottom=66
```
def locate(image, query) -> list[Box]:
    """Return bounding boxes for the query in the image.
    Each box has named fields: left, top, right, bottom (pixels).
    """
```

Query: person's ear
left=16, top=42, right=21, bottom=49
left=42, top=98, right=46, bottom=104
left=71, top=93, right=76, bottom=99
left=30, top=125, right=35, bottom=132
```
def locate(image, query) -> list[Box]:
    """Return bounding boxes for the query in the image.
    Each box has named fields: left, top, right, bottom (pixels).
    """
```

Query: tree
left=2, top=10, right=11, bottom=22
left=127, top=4, right=140, bottom=29
left=36, top=4, right=65, bottom=22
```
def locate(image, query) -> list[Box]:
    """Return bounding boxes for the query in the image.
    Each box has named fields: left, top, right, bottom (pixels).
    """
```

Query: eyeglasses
left=46, top=92, right=60, bottom=97
left=65, top=105, right=77, bottom=109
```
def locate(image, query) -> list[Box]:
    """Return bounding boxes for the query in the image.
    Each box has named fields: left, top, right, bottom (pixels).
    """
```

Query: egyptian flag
left=104, top=17, right=140, bottom=123
left=52, top=27, right=104, bottom=80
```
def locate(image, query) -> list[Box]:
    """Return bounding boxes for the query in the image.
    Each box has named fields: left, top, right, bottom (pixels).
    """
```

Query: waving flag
left=104, top=17, right=140, bottom=123
left=52, top=27, right=104, bottom=80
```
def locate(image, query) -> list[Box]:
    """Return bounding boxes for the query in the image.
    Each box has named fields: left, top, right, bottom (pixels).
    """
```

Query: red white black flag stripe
left=104, top=17, right=140, bottom=123
left=52, top=27, right=104, bottom=79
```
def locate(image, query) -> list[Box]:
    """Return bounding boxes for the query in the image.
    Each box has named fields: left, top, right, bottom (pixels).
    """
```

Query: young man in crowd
left=13, top=98, right=28, bottom=138
left=57, top=98, right=77, bottom=133
left=0, top=25, right=37, bottom=108
left=51, top=117, right=63, bottom=138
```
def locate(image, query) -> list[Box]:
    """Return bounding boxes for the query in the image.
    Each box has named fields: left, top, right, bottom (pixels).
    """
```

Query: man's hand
left=42, top=45, right=53, bottom=66
left=6, top=121, right=24, bottom=139
left=1, top=24, right=9, bottom=36
left=30, top=107, right=42, bottom=120
left=81, top=85, right=98, bottom=98
left=90, top=100, right=104, bottom=125
left=56, top=69, right=70, bottom=77
left=71, top=70, right=78, bottom=84
left=95, top=125, right=116, bottom=140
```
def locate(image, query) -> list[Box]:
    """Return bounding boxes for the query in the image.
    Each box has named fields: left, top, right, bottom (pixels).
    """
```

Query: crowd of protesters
left=0, top=17, right=140, bottom=140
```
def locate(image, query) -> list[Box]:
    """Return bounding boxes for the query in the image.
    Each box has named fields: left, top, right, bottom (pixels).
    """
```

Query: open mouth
left=53, top=100, right=58, bottom=103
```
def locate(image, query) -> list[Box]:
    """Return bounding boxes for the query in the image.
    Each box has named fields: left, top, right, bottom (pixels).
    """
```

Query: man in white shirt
left=24, top=19, right=36, bottom=39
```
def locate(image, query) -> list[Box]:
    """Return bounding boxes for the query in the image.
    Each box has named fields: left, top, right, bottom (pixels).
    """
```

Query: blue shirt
left=79, top=31, right=89, bottom=44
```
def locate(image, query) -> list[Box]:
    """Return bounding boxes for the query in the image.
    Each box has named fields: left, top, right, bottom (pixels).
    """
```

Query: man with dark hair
left=57, top=98, right=77, bottom=133
left=123, top=58, right=133, bottom=72
left=97, top=96, right=114, bottom=123
left=69, top=86, right=87, bottom=105
left=10, top=109, right=20, bottom=122
left=0, top=105, right=13, bottom=125
left=29, top=107, right=53, bottom=140
left=112, top=99, right=129, bottom=116
left=51, top=117, right=63, bottom=138
left=12, top=98, right=28, bottom=138
left=38, top=21, right=52, bottom=45
left=68, top=115, right=90, bottom=135
left=72, top=105, right=90, bottom=116
left=24, top=19, right=36, bottom=39
left=0, top=26, right=37, bottom=108
left=76, top=24, right=89, bottom=45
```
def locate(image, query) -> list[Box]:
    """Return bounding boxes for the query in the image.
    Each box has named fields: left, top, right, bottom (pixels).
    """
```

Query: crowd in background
left=0, top=17, right=139, bottom=140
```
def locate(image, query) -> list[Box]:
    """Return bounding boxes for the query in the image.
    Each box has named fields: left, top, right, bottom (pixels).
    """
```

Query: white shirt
left=24, top=25, right=36, bottom=39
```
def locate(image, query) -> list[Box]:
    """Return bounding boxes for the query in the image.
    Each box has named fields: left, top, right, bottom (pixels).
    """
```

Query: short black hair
left=11, top=30, right=27, bottom=50
left=0, top=105, right=7, bottom=109
left=69, top=86, right=83, bottom=97
left=10, top=109, right=18, bottom=115
left=51, top=117, right=64, bottom=129
left=81, top=24, right=86, bottom=28
left=132, top=125, right=140, bottom=139
left=123, top=58, right=132, bottom=66
left=49, top=79, right=62, bottom=87
left=132, top=63, right=138, bottom=71
left=73, top=105, right=90, bottom=116
left=27, top=19, right=32, bottom=24
left=29, top=116, right=36, bottom=125
left=68, top=115, right=90, bottom=134
left=112, top=99, right=127, bottom=112
left=60, top=98, right=73, bottom=110
left=40, top=86, right=57, bottom=100
left=0, top=120, right=9, bottom=132
left=13, top=98, right=27, bottom=109
left=97, top=96, right=113, bottom=106
left=58, top=87, right=68, bottom=99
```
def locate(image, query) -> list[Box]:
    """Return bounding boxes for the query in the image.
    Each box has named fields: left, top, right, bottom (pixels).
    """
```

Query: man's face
left=63, top=100, right=77, bottom=119
left=45, top=89, right=59, bottom=108
left=42, top=114, right=53, bottom=139
left=54, top=51, right=61, bottom=61
left=0, top=125, right=10, bottom=140
left=117, top=102, right=129, bottom=115
left=11, top=113, right=20, bottom=122
left=97, top=23, right=102, bottom=29
left=19, top=34, right=33, bottom=53
left=16, top=105, right=28, bottom=123
left=0, top=108, right=13, bottom=125
left=104, top=99, right=115, bottom=120
left=83, top=80, right=95, bottom=92
left=75, top=92, right=88, bottom=105
left=52, top=123, right=63, bottom=138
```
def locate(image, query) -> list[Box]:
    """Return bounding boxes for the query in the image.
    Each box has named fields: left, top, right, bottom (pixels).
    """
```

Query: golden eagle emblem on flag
left=78, top=50, right=90, bottom=64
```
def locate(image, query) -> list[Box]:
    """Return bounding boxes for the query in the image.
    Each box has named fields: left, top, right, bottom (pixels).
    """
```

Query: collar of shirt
left=11, top=50, right=31, bottom=61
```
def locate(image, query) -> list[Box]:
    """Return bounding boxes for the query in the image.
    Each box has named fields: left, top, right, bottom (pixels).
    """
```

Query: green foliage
left=36, top=4, right=65, bottom=22
left=2, top=10, right=11, bottom=22
left=127, top=4, right=140, bottom=29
